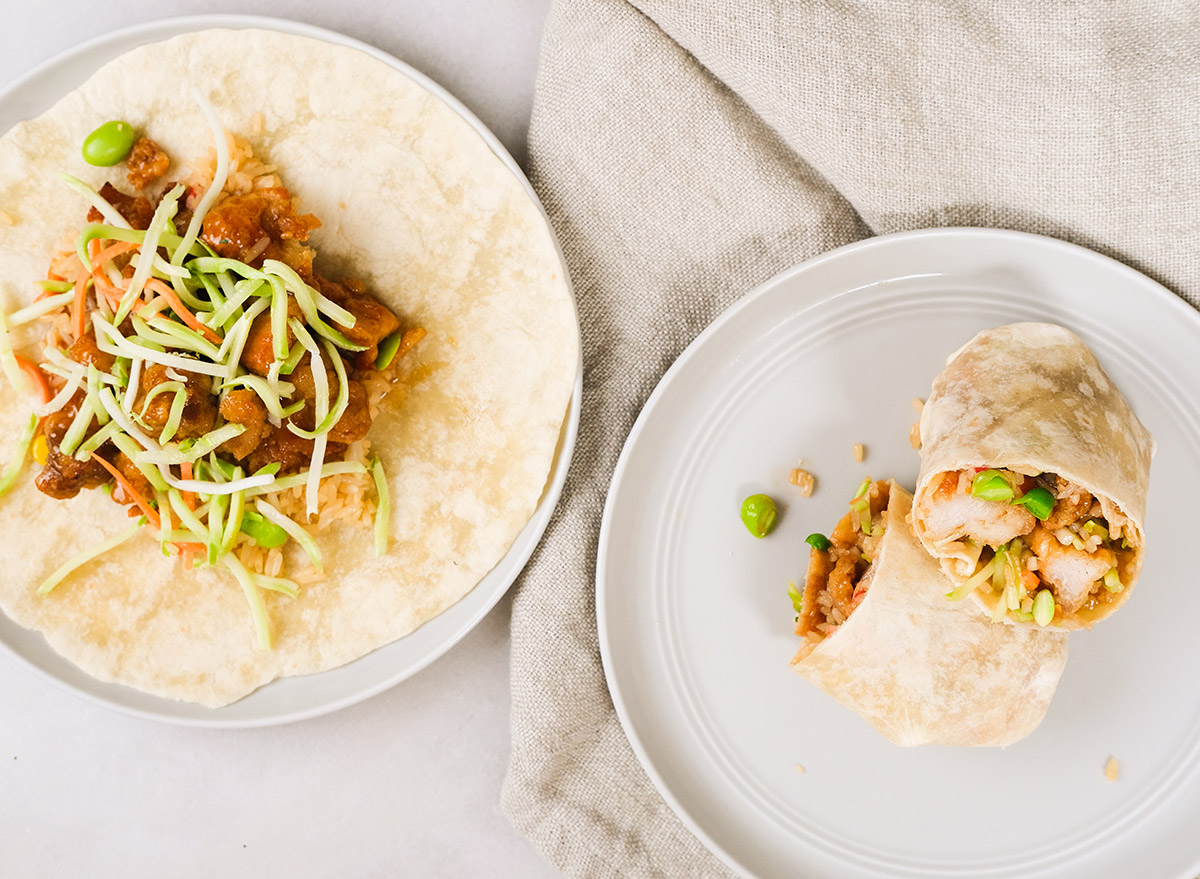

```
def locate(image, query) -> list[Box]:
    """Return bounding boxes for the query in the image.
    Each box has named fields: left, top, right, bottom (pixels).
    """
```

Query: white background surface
left=0, top=3, right=562, bottom=877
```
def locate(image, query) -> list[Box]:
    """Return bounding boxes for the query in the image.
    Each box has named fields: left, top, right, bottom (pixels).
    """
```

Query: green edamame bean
left=1031, top=588, right=1055, bottom=626
left=82, top=120, right=137, bottom=167
left=239, top=510, right=288, bottom=548
left=740, top=493, right=777, bottom=539
left=804, top=532, right=831, bottom=551
left=375, top=330, right=404, bottom=369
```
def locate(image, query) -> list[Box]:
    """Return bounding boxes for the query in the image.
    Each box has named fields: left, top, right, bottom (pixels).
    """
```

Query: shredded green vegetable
left=787, top=580, right=803, bottom=616
left=223, top=554, right=272, bottom=649
left=255, top=500, right=323, bottom=569
left=371, top=456, right=389, bottom=558
left=0, top=414, right=38, bottom=499
left=946, top=558, right=996, bottom=602
left=0, top=308, right=26, bottom=392
left=38, top=521, right=144, bottom=595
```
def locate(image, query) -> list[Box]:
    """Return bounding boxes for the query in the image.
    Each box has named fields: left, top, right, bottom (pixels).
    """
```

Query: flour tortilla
left=0, top=30, right=578, bottom=706
left=912, top=323, right=1152, bottom=630
left=791, top=483, right=1068, bottom=747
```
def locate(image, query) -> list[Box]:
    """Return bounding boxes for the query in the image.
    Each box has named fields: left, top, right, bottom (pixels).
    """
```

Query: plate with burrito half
left=597, top=229, right=1200, bottom=878
left=0, top=21, right=579, bottom=723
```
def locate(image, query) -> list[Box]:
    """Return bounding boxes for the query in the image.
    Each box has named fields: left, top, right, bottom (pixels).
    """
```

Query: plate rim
left=0, top=13, right=583, bottom=728
left=596, top=226, right=1200, bottom=878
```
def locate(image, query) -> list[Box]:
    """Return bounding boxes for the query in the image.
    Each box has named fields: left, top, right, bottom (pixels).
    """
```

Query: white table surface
left=0, top=3, right=563, bottom=877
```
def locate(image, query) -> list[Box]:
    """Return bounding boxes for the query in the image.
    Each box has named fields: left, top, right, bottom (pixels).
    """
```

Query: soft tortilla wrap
left=0, top=30, right=577, bottom=705
left=912, top=323, right=1152, bottom=630
left=791, top=482, right=1068, bottom=747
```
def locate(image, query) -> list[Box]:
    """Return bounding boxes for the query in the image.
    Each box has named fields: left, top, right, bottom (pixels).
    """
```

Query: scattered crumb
left=912, top=397, right=925, bottom=412
left=249, top=112, right=265, bottom=135
left=852, top=443, right=865, bottom=463
left=0, top=211, right=14, bottom=226
left=794, top=764, right=805, bottom=774
left=789, top=467, right=815, bottom=497
left=909, top=422, right=922, bottom=450
left=1104, top=756, right=1119, bottom=781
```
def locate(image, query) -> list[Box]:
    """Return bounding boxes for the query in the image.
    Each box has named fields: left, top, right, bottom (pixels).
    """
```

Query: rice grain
left=789, top=467, right=815, bottom=497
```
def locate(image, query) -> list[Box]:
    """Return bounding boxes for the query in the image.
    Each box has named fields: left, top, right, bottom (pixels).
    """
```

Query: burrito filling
left=1, top=116, right=425, bottom=647
left=919, top=468, right=1137, bottom=626
left=791, top=479, right=890, bottom=659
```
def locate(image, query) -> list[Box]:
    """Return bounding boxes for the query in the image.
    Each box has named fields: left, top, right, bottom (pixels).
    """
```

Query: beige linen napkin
left=502, top=1, right=1200, bottom=875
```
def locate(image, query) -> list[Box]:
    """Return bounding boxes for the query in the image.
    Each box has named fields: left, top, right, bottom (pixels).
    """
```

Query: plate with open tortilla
left=597, top=228, right=1200, bottom=878
left=0, top=17, right=580, bottom=726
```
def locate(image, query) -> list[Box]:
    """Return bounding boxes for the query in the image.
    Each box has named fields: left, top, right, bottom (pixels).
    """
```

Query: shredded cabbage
left=371, top=456, right=389, bottom=558
left=0, top=414, right=38, bottom=499
left=255, top=499, right=323, bottom=570
left=38, top=521, right=143, bottom=595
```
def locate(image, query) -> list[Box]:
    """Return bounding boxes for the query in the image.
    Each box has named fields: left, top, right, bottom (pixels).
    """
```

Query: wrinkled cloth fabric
left=502, top=2, right=1200, bottom=876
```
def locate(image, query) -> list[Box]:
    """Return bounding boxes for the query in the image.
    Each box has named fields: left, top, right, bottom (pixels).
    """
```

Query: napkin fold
left=502, top=1, right=1200, bottom=875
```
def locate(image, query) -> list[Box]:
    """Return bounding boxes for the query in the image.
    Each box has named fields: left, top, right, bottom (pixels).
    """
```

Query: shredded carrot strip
left=90, top=241, right=139, bottom=266
left=14, top=355, right=52, bottom=404
left=90, top=452, right=160, bottom=530
left=94, top=274, right=125, bottom=310
left=162, top=505, right=198, bottom=560
left=92, top=244, right=137, bottom=308
left=71, top=271, right=89, bottom=341
left=393, top=327, right=427, bottom=361
left=144, top=278, right=223, bottom=344
left=180, top=461, right=196, bottom=510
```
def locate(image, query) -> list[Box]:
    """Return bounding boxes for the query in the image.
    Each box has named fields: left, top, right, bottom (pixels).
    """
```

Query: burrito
left=912, top=323, right=1152, bottom=631
left=790, top=479, right=1068, bottom=747
left=0, top=30, right=577, bottom=705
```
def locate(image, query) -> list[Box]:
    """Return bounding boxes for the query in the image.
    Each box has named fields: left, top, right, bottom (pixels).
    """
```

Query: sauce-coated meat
left=246, top=423, right=346, bottom=476
left=239, top=300, right=302, bottom=377
left=133, top=365, right=216, bottom=441
left=67, top=331, right=116, bottom=373
left=1028, top=525, right=1116, bottom=613
left=288, top=358, right=373, bottom=444
left=200, top=188, right=320, bottom=264
left=218, top=389, right=270, bottom=461
left=328, top=380, right=371, bottom=444
left=315, top=275, right=400, bottom=353
left=111, top=451, right=153, bottom=506
left=34, top=393, right=111, bottom=499
left=126, top=137, right=170, bottom=191
left=87, top=183, right=153, bottom=230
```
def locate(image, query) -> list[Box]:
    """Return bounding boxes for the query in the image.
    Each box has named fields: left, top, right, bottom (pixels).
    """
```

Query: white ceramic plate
left=0, top=16, right=581, bottom=727
left=597, top=228, right=1200, bottom=879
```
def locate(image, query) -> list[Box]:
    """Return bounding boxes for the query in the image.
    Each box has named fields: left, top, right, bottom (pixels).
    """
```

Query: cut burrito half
left=912, top=323, right=1153, bottom=630
left=790, top=478, right=1068, bottom=747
